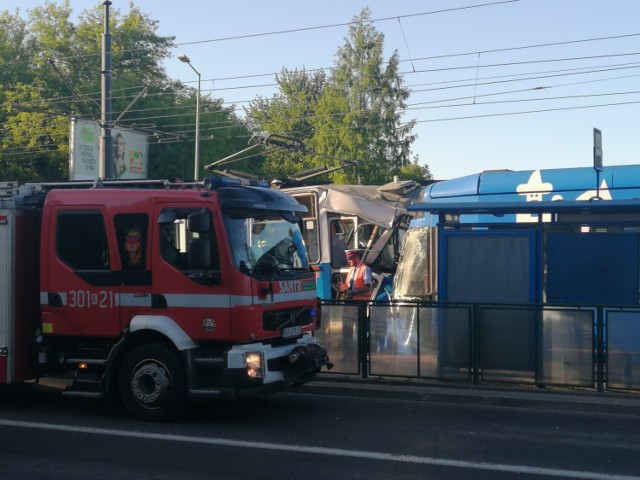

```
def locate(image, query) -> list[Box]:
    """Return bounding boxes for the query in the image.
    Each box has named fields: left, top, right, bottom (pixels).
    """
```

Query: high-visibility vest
left=346, top=263, right=372, bottom=300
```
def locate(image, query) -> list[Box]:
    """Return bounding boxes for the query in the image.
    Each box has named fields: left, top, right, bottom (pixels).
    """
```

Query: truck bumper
left=186, top=334, right=331, bottom=400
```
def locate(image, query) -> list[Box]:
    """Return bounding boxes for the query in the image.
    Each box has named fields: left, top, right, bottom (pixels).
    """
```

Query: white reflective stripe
left=162, top=294, right=236, bottom=308
left=130, top=315, right=197, bottom=351
left=164, top=290, right=316, bottom=308
left=40, top=290, right=315, bottom=308
left=120, top=293, right=149, bottom=307
left=40, top=292, right=67, bottom=305
left=140, top=292, right=314, bottom=308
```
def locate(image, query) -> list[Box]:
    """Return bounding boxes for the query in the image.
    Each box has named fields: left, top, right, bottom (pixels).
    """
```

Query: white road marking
left=0, top=419, right=637, bottom=480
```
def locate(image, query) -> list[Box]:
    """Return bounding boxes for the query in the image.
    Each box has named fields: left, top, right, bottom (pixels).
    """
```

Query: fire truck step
left=62, top=375, right=104, bottom=398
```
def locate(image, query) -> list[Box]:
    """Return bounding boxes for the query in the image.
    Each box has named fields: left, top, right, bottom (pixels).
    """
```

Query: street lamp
left=178, top=53, right=201, bottom=181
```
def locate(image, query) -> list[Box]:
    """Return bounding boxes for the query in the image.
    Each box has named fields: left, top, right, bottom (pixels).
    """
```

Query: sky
left=6, top=0, right=640, bottom=180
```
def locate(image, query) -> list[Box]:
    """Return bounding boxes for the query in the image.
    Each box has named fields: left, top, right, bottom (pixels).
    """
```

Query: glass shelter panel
left=314, top=303, right=360, bottom=374
left=607, top=310, right=640, bottom=390
left=540, top=308, right=594, bottom=387
left=370, top=303, right=418, bottom=377
left=434, top=305, right=473, bottom=381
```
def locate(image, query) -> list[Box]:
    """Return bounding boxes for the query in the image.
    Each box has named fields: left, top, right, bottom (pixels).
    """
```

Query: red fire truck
left=0, top=177, right=330, bottom=420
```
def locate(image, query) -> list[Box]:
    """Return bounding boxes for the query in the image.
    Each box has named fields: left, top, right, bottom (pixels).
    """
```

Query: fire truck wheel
left=119, top=343, right=186, bottom=421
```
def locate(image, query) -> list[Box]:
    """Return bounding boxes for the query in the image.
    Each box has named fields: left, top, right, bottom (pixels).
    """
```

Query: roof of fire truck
left=1, top=177, right=307, bottom=216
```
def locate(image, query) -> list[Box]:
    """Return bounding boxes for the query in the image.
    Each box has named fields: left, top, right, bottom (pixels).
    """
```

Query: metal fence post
left=360, top=301, right=370, bottom=378
left=472, top=303, right=480, bottom=384
left=596, top=306, right=605, bottom=392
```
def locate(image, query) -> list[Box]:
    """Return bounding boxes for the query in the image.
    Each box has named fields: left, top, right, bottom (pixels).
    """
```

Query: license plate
left=282, top=325, right=302, bottom=338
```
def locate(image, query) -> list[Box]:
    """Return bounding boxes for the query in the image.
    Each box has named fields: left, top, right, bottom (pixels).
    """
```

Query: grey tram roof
left=408, top=199, right=640, bottom=216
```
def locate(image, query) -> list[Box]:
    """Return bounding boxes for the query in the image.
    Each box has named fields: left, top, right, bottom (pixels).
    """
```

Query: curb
left=296, top=375, right=640, bottom=416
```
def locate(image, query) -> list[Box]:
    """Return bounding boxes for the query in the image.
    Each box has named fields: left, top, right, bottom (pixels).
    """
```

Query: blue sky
left=7, top=0, right=640, bottom=180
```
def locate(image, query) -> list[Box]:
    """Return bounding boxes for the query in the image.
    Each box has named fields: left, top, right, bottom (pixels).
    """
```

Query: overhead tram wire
left=3, top=2, right=639, bottom=85
left=173, top=1, right=522, bottom=46
left=5, top=79, right=639, bottom=153
left=10, top=49, right=640, bottom=112
left=5, top=34, right=640, bottom=151
left=6, top=25, right=640, bottom=110
left=39, top=49, right=640, bottom=112
left=9, top=97, right=640, bottom=157
left=110, top=62, right=640, bottom=126
left=10, top=49, right=640, bottom=121
left=0, top=0, right=522, bottom=74
left=7, top=55, right=640, bottom=131
left=5, top=83, right=640, bottom=150
left=409, top=63, right=640, bottom=95
left=405, top=51, right=640, bottom=75
left=411, top=99, right=640, bottom=124
left=6, top=93, right=640, bottom=157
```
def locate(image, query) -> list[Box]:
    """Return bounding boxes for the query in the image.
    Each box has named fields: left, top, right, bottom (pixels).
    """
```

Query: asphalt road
left=0, top=378, right=639, bottom=480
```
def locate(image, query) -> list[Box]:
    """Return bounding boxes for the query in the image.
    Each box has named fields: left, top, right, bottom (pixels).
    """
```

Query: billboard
left=69, top=118, right=149, bottom=180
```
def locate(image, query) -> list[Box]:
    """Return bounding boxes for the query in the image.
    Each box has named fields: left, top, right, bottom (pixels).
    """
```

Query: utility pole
left=99, top=0, right=113, bottom=179
left=177, top=54, right=201, bottom=181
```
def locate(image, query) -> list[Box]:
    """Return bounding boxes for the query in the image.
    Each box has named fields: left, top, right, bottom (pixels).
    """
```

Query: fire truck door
left=151, top=205, right=230, bottom=341
left=43, top=208, right=128, bottom=337
left=113, top=213, right=153, bottom=331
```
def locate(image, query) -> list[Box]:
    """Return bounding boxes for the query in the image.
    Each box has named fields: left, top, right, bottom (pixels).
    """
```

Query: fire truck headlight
left=245, top=352, right=265, bottom=378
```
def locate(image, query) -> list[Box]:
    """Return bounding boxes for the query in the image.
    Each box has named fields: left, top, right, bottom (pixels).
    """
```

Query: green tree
left=0, top=1, right=251, bottom=182
left=313, top=8, right=426, bottom=184
left=245, top=8, right=429, bottom=185
left=399, top=160, right=431, bottom=182
left=0, top=82, right=68, bottom=181
left=0, top=10, right=32, bottom=88
left=171, top=90, right=254, bottom=181
left=246, top=68, right=327, bottom=181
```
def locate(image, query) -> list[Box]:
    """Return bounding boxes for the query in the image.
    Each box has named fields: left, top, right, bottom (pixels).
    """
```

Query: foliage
left=245, top=68, right=327, bottom=181
left=0, top=1, right=251, bottom=182
left=246, top=8, right=430, bottom=185
left=0, top=82, right=68, bottom=181
left=0, top=3, right=428, bottom=185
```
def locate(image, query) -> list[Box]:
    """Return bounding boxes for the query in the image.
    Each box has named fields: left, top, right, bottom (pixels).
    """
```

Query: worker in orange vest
left=338, top=249, right=372, bottom=300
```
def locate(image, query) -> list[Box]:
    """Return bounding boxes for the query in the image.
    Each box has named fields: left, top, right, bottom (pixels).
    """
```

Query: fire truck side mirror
left=187, top=211, right=210, bottom=234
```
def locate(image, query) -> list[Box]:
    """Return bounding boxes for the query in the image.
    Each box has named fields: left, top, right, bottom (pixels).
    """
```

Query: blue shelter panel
left=442, top=231, right=536, bottom=304
left=546, top=232, right=639, bottom=305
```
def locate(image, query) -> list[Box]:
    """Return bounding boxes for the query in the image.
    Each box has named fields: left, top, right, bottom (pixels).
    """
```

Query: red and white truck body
left=0, top=178, right=330, bottom=420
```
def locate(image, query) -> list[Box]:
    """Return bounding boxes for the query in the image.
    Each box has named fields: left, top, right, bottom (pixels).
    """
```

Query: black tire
left=118, top=343, right=186, bottom=421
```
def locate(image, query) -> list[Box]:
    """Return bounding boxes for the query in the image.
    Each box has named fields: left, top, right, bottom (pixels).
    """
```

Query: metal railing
left=315, top=300, right=640, bottom=393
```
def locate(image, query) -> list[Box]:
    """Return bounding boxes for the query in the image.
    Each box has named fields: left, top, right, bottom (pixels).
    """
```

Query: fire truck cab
left=0, top=177, right=330, bottom=420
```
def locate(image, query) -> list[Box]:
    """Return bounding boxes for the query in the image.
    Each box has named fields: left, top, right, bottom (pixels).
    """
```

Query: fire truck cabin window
left=114, top=213, right=149, bottom=270
left=158, top=207, right=219, bottom=272
left=56, top=211, right=110, bottom=270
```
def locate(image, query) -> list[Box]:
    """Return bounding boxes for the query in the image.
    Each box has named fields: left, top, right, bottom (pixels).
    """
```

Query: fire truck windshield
left=224, top=212, right=308, bottom=273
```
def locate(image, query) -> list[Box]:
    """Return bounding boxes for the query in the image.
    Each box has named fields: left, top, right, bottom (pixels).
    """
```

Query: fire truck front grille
left=262, top=307, right=313, bottom=331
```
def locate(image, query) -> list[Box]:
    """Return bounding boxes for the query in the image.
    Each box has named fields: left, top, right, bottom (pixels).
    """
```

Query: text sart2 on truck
left=0, top=177, right=331, bottom=420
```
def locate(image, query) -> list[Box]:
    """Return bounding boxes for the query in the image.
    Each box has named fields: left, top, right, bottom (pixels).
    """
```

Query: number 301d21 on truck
left=0, top=177, right=331, bottom=421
